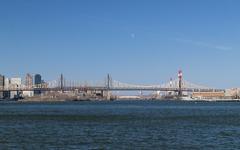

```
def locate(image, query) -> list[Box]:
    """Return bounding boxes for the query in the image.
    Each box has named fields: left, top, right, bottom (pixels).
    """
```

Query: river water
left=0, top=100, right=240, bottom=149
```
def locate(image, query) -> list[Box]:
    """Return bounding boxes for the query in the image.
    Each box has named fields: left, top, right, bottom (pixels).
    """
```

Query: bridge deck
left=0, top=87, right=225, bottom=92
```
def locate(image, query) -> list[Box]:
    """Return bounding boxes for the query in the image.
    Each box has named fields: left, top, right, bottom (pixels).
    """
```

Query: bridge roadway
left=0, top=86, right=225, bottom=92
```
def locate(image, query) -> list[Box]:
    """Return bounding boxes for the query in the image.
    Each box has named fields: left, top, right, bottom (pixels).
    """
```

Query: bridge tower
left=178, top=70, right=183, bottom=96
left=107, top=74, right=110, bottom=90
left=170, top=78, right=173, bottom=88
left=106, top=74, right=113, bottom=89
left=168, top=78, right=173, bottom=96
left=60, top=74, right=64, bottom=92
left=105, top=74, right=112, bottom=100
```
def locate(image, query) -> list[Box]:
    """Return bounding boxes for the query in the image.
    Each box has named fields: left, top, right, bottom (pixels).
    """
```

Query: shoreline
left=2, top=98, right=240, bottom=103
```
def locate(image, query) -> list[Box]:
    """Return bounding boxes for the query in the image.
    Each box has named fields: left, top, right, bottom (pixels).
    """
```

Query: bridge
left=0, top=72, right=225, bottom=94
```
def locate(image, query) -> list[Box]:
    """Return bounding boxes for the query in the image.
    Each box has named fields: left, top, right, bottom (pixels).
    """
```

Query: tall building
left=4, top=78, right=9, bottom=89
left=25, top=73, right=33, bottom=88
left=34, top=74, right=42, bottom=85
left=3, top=78, right=10, bottom=99
left=0, top=74, right=4, bottom=89
left=0, top=75, right=4, bottom=99
left=34, top=74, right=42, bottom=95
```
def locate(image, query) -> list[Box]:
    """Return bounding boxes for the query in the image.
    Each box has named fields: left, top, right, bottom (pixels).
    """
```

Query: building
left=3, top=78, right=10, bottom=99
left=34, top=74, right=42, bottom=86
left=0, top=74, right=4, bottom=99
left=34, top=74, right=42, bottom=95
left=0, top=74, right=4, bottom=89
left=41, top=82, right=48, bottom=88
left=192, top=91, right=225, bottom=99
left=22, top=91, right=34, bottom=97
left=25, top=73, right=33, bottom=88
left=9, top=78, right=22, bottom=99
left=225, top=88, right=240, bottom=99
left=4, top=78, right=9, bottom=89
left=10, top=78, right=21, bottom=87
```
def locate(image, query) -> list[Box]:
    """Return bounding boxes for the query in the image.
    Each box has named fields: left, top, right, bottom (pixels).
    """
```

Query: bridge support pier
left=178, top=70, right=183, bottom=97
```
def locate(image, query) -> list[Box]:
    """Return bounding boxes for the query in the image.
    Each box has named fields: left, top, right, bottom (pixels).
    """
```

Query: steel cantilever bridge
left=0, top=71, right=225, bottom=93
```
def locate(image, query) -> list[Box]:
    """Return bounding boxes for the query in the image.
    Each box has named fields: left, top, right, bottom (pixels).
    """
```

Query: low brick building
left=192, top=91, right=225, bottom=99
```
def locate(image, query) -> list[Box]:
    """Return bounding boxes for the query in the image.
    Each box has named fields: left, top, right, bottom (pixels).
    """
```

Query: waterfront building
left=225, top=88, right=240, bottom=99
left=25, top=73, right=33, bottom=88
left=4, top=78, right=9, bottom=89
left=2, top=77, right=10, bottom=99
left=22, top=91, right=34, bottom=97
left=0, top=74, right=4, bottom=99
left=0, top=74, right=4, bottom=89
left=41, top=82, right=48, bottom=88
left=192, top=91, right=225, bottom=99
left=10, top=78, right=21, bottom=87
left=34, top=74, right=42, bottom=95
left=8, top=78, right=22, bottom=99
left=34, top=74, right=42, bottom=86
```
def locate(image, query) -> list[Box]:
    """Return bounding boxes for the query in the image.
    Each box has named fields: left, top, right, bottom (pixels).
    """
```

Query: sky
left=0, top=0, right=240, bottom=88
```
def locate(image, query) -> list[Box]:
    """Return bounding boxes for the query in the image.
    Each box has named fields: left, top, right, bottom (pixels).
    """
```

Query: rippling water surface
left=0, top=100, right=240, bottom=149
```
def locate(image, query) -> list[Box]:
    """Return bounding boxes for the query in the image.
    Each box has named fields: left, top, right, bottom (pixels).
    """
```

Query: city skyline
left=1, top=0, right=240, bottom=88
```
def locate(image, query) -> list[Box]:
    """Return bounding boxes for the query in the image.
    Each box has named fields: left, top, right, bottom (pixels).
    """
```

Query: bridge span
left=0, top=72, right=225, bottom=93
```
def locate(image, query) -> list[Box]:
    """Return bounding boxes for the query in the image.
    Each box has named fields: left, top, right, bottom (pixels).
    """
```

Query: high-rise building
left=4, top=78, right=9, bottom=89
left=25, top=73, right=33, bottom=88
left=0, top=74, right=4, bottom=89
left=0, top=74, right=4, bottom=99
left=34, top=74, right=42, bottom=95
left=34, top=74, right=42, bottom=85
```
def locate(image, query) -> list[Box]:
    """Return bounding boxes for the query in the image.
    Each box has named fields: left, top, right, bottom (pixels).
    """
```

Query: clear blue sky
left=0, top=0, right=240, bottom=88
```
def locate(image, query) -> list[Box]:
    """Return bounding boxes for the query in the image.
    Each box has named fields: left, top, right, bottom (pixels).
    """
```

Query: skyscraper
left=0, top=74, right=5, bottom=99
left=0, top=74, right=4, bottom=88
left=25, top=73, right=33, bottom=88
left=34, top=74, right=42, bottom=85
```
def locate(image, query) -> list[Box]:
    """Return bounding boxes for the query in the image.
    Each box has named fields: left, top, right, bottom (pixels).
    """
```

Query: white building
left=9, top=78, right=22, bottom=99
left=4, top=78, right=9, bottom=89
left=10, top=78, right=21, bottom=85
left=22, top=91, right=34, bottom=97
left=9, top=77, right=22, bottom=89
